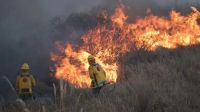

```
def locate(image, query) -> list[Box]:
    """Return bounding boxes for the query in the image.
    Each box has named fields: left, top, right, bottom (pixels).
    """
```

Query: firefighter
left=16, top=63, right=36, bottom=100
left=88, top=55, right=106, bottom=95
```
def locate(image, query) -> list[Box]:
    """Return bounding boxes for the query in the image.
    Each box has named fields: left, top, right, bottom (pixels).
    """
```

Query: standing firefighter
left=16, top=63, right=36, bottom=100
left=88, top=55, right=106, bottom=95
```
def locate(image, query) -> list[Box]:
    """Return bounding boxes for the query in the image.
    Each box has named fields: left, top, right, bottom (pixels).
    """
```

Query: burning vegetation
left=51, top=6, right=200, bottom=88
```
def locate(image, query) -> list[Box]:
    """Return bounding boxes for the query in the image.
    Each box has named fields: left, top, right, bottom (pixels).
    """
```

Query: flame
left=51, top=6, right=200, bottom=88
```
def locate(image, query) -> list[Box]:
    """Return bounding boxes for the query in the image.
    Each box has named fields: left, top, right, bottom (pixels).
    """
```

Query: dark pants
left=19, top=93, right=33, bottom=100
left=92, top=86, right=102, bottom=95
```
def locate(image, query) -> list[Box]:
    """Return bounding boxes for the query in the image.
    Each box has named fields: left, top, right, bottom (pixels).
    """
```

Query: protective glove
left=90, top=81, right=95, bottom=88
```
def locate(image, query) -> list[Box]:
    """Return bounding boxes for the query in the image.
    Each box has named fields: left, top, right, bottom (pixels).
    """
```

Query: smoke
left=0, top=0, right=105, bottom=83
left=0, top=0, right=199, bottom=82
left=101, top=0, right=200, bottom=19
left=38, top=0, right=104, bottom=18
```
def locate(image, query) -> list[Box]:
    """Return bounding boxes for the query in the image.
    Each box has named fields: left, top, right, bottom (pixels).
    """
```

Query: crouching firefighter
left=88, top=55, right=106, bottom=95
left=16, top=63, right=36, bottom=100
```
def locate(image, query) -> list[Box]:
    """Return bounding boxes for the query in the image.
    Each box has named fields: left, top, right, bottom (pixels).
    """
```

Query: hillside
left=1, top=44, right=200, bottom=112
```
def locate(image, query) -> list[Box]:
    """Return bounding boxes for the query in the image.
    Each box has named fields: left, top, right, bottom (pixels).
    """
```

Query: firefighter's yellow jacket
left=16, top=73, right=36, bottom=94
left=89, top=63, right=106, bottom=87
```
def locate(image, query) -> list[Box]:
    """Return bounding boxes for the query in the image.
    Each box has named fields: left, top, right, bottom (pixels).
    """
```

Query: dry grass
left=1, top=45, right=200, bottom=112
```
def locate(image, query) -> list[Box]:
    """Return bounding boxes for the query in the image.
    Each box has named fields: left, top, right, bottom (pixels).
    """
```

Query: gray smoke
left=0, top=0, right=105, bottom=81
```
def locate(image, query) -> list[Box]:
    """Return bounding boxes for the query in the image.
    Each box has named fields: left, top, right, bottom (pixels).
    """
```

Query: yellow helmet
left=88, top=55, right=95, bottom=61
left=21, top=63, right=30, bottom=70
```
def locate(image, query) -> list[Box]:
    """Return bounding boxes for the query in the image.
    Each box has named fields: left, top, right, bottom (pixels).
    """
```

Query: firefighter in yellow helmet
left=88, top=55, right=106, bottom=95
left=16, top=63, right=36, bottom=100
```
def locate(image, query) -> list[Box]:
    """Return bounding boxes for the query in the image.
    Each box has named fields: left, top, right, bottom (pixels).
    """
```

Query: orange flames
left=51, top=6, right=200, bottom=88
